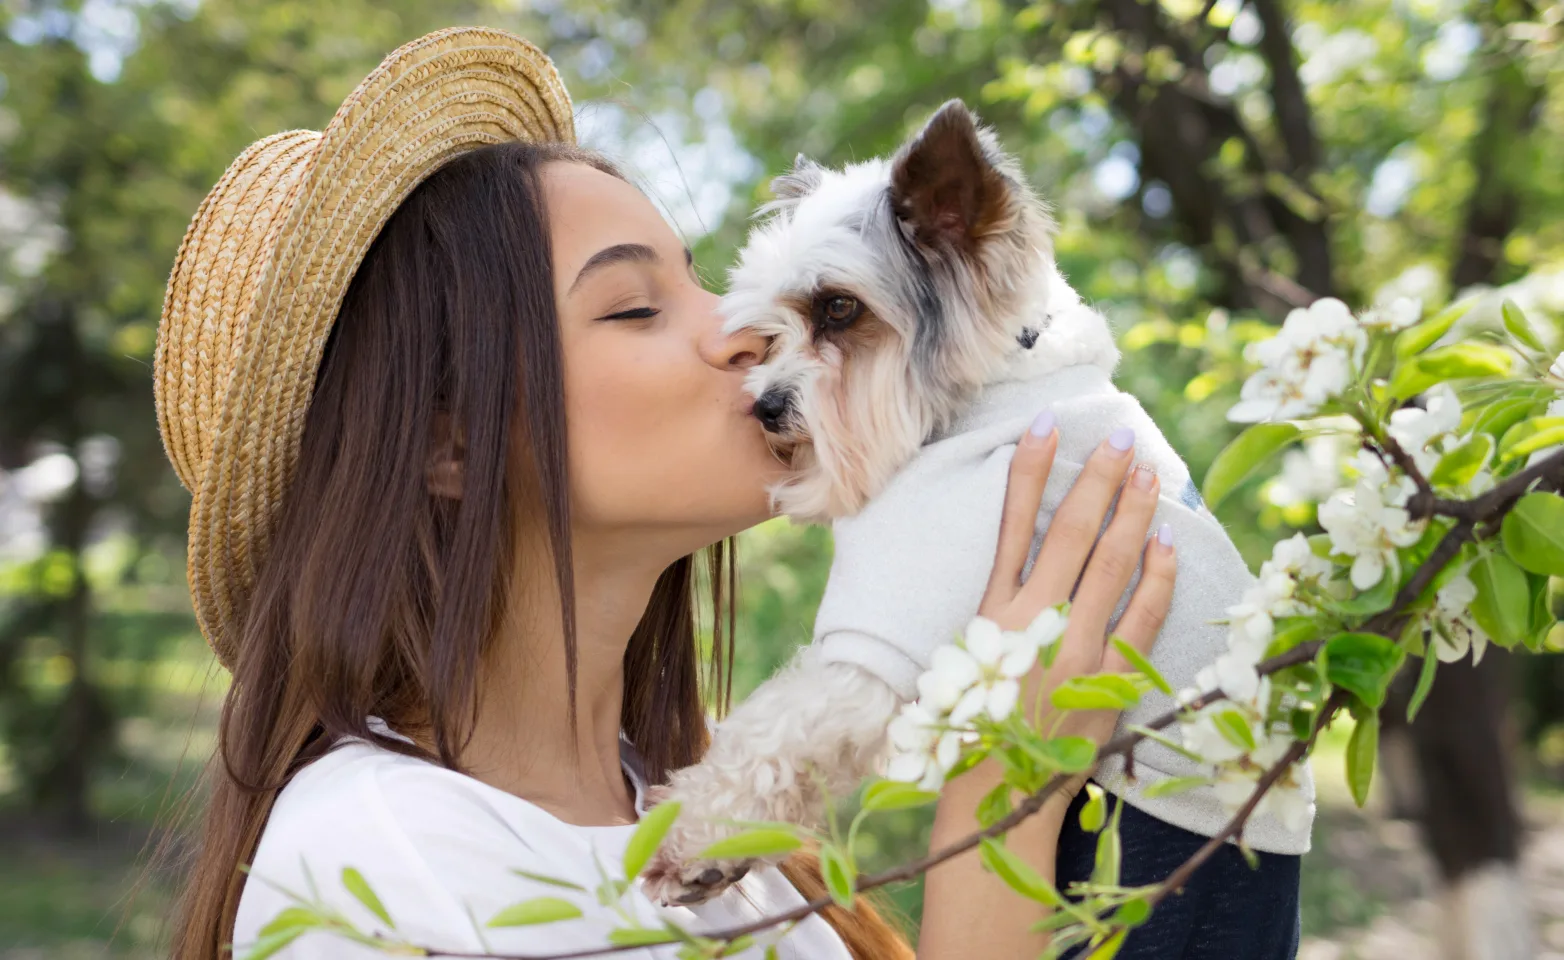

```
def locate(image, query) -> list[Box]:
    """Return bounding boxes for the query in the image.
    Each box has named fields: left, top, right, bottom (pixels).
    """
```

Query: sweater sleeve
left=811, top=436, right=1019, bottom=700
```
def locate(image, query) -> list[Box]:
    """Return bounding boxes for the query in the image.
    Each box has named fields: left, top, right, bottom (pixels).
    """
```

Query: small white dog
left=641, top=102, right=1313, bottom=905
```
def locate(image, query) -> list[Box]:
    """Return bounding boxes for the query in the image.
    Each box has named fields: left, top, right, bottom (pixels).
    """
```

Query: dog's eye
left=817, top=294, right=862, bottom=328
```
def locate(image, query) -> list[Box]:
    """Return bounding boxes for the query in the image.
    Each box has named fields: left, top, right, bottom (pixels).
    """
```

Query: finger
left=1018, top=426, right=1138, bottom=606
left=982, top=410, right=1059, bottom=605
left=1066, top=462, right=1162, bottom=642
left=1100, top=527, right=1178, bottom=672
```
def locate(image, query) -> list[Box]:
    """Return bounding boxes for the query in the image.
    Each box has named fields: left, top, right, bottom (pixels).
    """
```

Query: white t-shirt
left=232, top=721, right=852, bottom=959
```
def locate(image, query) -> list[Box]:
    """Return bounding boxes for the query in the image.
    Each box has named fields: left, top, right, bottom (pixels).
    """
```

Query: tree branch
left=1146, top=691, right=1346, bottom=907
left=364, top=449, right=1564, bottom=960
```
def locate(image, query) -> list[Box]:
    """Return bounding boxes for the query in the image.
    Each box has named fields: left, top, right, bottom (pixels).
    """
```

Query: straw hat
left=153, top=27, right=575, bottom=669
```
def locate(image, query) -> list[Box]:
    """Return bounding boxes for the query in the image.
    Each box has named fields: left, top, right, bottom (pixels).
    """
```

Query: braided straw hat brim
left=154, top=28, right=575, bottom=669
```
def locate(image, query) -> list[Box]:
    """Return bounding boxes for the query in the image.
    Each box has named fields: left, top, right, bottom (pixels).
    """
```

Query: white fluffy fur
left=645, top=103, right=1077, bottom=904
left=640, top=652, right=900, bottom=904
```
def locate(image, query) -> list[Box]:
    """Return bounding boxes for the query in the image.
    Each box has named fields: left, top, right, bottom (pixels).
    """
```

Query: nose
left=753, top=390, right=790, bottom=433
left=698, top=290, right=770, bottom=370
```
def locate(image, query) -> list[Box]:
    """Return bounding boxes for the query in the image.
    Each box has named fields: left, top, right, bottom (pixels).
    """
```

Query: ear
left=889, top=100, right=1010, bottom=250
left=770, top=153, right=824, bottom=202
left=425, top=412, right=465, bottom=500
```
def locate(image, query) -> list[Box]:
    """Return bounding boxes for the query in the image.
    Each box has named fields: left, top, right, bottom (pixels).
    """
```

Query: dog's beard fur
left=722, top=100, right=1059, bottom=522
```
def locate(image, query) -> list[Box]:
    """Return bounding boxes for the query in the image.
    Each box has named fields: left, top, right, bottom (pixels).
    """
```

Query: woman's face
left=543, top=162, right=783, bottom=557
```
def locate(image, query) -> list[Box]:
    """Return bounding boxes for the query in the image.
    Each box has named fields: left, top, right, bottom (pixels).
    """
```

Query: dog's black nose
left=753, top=391, right=790, bottom=433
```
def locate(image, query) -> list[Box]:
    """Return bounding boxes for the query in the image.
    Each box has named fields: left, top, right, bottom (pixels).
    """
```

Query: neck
left=460, top=527, right=669, bottom=826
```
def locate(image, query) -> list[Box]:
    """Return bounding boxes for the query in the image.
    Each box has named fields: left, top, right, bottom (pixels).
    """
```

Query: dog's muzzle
left=752, top=389, right=791, bottom=434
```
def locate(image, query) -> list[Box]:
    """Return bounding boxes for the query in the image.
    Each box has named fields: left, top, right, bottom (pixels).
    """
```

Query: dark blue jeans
left=1056, top=785, right=1301, bottom=959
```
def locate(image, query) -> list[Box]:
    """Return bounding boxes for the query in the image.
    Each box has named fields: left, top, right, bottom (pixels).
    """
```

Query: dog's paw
left=637, top=784, right=757, bottom=906
left=639, top=847, right=753, bottom=907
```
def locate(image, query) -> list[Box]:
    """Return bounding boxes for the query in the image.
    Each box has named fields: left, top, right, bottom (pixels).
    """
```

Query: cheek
left=562, top=337, right=775, bottom=527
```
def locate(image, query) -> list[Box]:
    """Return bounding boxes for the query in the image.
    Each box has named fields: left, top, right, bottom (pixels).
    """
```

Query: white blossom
left=1431, top=572, right=1490, bottom=665
left=1228, top=298, right=1367, bottom=423
left=885, top=702, right=962, bottom=790
left=1267, top=435, right=1347, bottom=507
left=1194, top=652, right=1268, bottom=705
left=1358, top=296, right=1422, bottom=331
left=1318, top=457, right=1426, bottom=589
left=1207, top=731, right=1313, bottom=832
left=1388, top=383, right=1463, bottom=475
left=1224, top=534, right=1330, bottom=661
left=945, top=617, right=1041, bottom=726
left=916, top=645, right=982, bottom=714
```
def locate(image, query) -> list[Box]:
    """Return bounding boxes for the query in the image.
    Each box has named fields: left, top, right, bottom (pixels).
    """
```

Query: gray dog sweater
left=811, top=296, right=1315, bottom=856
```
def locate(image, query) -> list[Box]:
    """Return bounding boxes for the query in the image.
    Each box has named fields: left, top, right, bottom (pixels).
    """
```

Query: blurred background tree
left=1, top=0, right=1562, bottom=956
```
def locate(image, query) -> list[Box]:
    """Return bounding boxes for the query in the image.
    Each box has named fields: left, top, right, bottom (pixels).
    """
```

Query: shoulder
left=233, top=741, right=635, bottom=957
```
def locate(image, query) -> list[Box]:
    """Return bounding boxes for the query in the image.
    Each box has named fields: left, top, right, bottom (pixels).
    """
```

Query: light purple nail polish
left=1030, top=409, right=1057, bottom=438
left=1157, top=523, right=1174, bottom=547
left=1108, top=426, right=1135, bottom=453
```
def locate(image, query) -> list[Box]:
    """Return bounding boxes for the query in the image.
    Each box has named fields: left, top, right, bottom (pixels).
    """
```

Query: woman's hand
left=918, top=415, right=1178, bottom=960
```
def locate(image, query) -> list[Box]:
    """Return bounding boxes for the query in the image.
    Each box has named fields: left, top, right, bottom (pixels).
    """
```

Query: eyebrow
left=568, top=243, right=694, bottom=295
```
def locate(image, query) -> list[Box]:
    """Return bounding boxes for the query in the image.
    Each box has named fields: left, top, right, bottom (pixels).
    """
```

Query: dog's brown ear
left=771, top=154, right=824, bottom=202
left=889, top=100, right=1011, bottom=251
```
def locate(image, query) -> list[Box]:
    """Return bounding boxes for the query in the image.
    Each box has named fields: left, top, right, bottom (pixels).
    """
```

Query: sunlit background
left=3, top=0, right=1564, bottom=956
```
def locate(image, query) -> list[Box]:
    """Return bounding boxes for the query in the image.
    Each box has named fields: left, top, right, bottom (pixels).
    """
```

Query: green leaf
left=1394, top=298, right=1468, bottom=358
left=1430, top=433, right=1494, bottom=488
left=1051, top=674, right=1143, bottom=711
left=1092, top=795, right=1125, bottom=887
left=1473, top=396, right=1541, bottom=440
left=1346, top=712, right=1378, bottom=809
left=510, top=868, right=588, bottom=893
left=698, top=827, right=802, bottom=861
left=1498, top=416, right=1564, bottom=462
left=1084, top=929, right=1128, bottom=960
left=256, top=907, right=322, bottom=940
left=1323, top=632, right=1404, bottom=709
left=1501, top=299, right=1546, bottom=351
left=975, top=782, right=1012, bottom=828
left=1032, top=736, right=1098, bottom=773
left=820, top=844, right=855, bottom=908
left=487, top=897, right=583, bottom=928
left=1211, top=708, right=1257, bottom=752
left=860, top=780, right=939, bottom=813
left=341, top=867, right=394, bottom=930
left=607, top=928, right=679, bottom=946
left=1390, top=343, right=1513, bottom=399
left=239, top=929, right=307, bottom=960
left=1469, top=552, right=1531, bottom=647
left=1202, top=422, right=1302, bottom=509
left=766, top=947, right=780, bottom=960
left=623, top=801, right=681, bottom=881
left=978, top=837, right=1064, bottom=906
left=1114, top=897, right=1153, bottom=928
left=1266, top=617, right=1322, bottom=657
left=1111, top=636, right=1173, bottom=695
left=1324, top=562, right=1398, bottom=616
left=1407, top=653, right=1438, bottom=723
left=1079, top=782, right=1107, bottom=833
left=1501, top=493, right=1564, bottom=576
left=1141, top=776, right=1210, bottom=799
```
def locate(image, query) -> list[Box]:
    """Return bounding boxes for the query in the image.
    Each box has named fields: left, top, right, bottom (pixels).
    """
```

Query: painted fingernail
left=1132, top=463, right=1157, bottom=489
left=1030, top=409, right=1057, bottom=438
left=1157, top=523, right=1174, bottom=547
left=1107, top=426, right=1135, bottom=455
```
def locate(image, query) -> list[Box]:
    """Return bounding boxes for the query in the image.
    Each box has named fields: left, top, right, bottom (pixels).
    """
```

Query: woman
left=153, top=28, right=1176, bottom=960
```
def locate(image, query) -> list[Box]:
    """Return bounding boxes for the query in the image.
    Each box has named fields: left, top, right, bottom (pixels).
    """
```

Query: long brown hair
left=160, top=140, right=910, bottom=959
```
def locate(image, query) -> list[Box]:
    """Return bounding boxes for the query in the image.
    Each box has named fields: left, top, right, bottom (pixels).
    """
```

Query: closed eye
left=599, top=306, right=661, bottom=321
